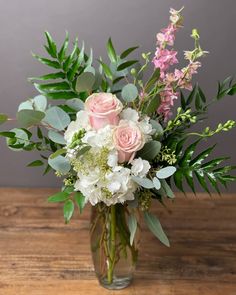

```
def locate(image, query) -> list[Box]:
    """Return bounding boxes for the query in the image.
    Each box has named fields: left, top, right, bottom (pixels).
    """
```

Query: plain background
left=0, top=0, right=235, bottom=191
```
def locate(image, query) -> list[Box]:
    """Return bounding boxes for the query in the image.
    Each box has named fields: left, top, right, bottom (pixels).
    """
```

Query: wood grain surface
left=0, top=188, right=235, bottom=295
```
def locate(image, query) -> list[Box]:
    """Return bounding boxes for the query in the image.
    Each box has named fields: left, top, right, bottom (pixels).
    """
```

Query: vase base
left=99, top=276, right=132, bottom=290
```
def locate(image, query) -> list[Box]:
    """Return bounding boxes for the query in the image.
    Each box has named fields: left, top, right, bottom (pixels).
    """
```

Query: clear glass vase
left=90, top=203, right=140, bottom=290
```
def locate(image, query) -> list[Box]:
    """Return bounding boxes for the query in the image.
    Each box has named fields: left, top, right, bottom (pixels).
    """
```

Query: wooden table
left=0, top=188, right=235, bottom=295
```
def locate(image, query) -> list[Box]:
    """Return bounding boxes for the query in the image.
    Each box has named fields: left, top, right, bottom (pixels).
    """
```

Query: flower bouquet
left=0, top=7, right=235, bottom=290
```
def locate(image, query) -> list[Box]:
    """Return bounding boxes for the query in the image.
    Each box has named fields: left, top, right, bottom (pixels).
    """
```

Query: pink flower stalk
left=157, top=88, right=178, bottom=120
left=153, top=48, right=178, bottom=77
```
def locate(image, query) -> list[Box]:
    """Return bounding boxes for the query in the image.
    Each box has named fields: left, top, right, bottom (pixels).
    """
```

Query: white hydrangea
left=74, top=161, right=136, bottom=206
left=82, top=125, right=114, bottom=149
left=131, top=157, right=151, bottom=178
left=64, top=110, right=91, bottom=144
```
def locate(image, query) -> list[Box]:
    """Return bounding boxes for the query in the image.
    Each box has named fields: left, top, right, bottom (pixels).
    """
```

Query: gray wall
left=0, top=0, right=235, bottom=190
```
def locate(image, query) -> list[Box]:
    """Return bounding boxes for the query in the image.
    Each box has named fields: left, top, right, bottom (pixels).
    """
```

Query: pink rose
left=85, top=93, right=123, bottom=130
left=113, top=121, right=145, bottom=163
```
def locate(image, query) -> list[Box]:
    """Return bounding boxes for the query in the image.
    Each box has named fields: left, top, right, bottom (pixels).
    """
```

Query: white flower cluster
left=64, top=108, right=153, bottom=206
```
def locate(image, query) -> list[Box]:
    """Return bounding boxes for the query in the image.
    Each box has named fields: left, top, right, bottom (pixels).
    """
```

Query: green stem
left=107, top=205, right=116, bottom=284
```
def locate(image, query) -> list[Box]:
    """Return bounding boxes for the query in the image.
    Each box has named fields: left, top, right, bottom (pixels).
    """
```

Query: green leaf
left=17, top=110, right=45, bottom=128
left=132, top=176, right=154, bottom=189
left=74, top=192, right=86, bottom=213
left=44, top=31, right=57, bottom=58
left=145, top=95, right=160, bottom=115
left=173, top=170, right=184, bottom=192
left=160, top=179, right=175, bottom=198
left=117, top=60, right=138, bottom=71
left=186, top=84, right=197, bottom=105
left=49, top=148, right=67, bottom=159
left=48, top=191, right=69, bottom=203
left=194, top=170, right=210, bottom=194
left=37, top=127, right=43, bottom=139
left=145, top=68, right=160, bottom=91
left=58, top=32, right=69, bottom=62
left=34, top=82, right=70, bottom=93
left=45, top=91, right=78, bottom=100
left=180, top=91, right=186, bottom=110
left=43, top=106, right=70, bottom=131
left=0, top=114, right=8, bottom=125
left=179, top=139, right=200, bottom=166
left=76, top=72, right=95, bottom=93
left=0, top=131, right=15, bottom=138
left=144, top=212, right=170, bottom=247
left=137, top=140, right=161, bottom=161
left=121, top=84, right=138, bottom=102
left=67, top=56, right=81, bottom=81
left=120, top=46, right=139, bottom=59
left=48, top=130, right=66, bottom=145
left=153, top=177, right=161, bottom=190
left=98, top=60, right=113, bottom=80
left=32, top=54, right=61, bottom=69
left=28, top=72, right=66, bottom=81
left=190, top=145, right=216, bottom=167
left=27, top=160, right=44, bottom=167
left=128, top=213, right=137, bottom=245
left=156, top=166, right=176, bottom=179
left=63, top=199, right=74, bottom=223
left=107, top=38, right=117, bottom=63
left=48, top=155, right=71, bottom=174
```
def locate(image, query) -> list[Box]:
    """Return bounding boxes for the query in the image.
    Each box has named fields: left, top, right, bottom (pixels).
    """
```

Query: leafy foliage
left=173, top=139, right=236, bottom=193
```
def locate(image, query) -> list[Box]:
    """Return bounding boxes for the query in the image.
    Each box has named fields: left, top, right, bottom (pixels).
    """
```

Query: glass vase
left=90, top=203, right=140, bottom=290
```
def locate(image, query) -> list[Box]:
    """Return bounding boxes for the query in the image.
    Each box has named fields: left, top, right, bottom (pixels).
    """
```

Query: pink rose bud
left=113, top=120, right=145, bottom=163
left=85, top=93, right=123, bottom=130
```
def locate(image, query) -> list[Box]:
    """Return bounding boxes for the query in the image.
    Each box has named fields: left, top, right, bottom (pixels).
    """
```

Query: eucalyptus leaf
left=150, top=120, right=163, bottom=135
left=6, top=128, right=29, bottom=151
left=128, top=213, right=137, bottom=245
left=48, top=155, right=71, bottom=174
left=156, top=166, right=176, bottom=179
left=144, top=211, right=170, bottom=247
left=132, top=176, right=154, bottom=189
left=153, top=177, right=161, bottom=190
left=48, top=130, right=66, bottom=145
left=17, top=110, right=45, bottom=128
left=33, top=95, right=47, bottom=111
left=76, top=72, right=95, bottom=93
left=160, top=179, right=175, bottom=198
left=18, top=100, right=34, bottom=111
left=137, top=141, right=161, bottom=161
left=121, top=84, right=138, bottom=102
left=66, top=98, right=84, bottom=111
left=43, top=106, right=70, bottom=131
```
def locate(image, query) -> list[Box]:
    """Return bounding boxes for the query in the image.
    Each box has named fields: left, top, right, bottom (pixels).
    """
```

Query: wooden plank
left=0, top=188, right=236, bottom=294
